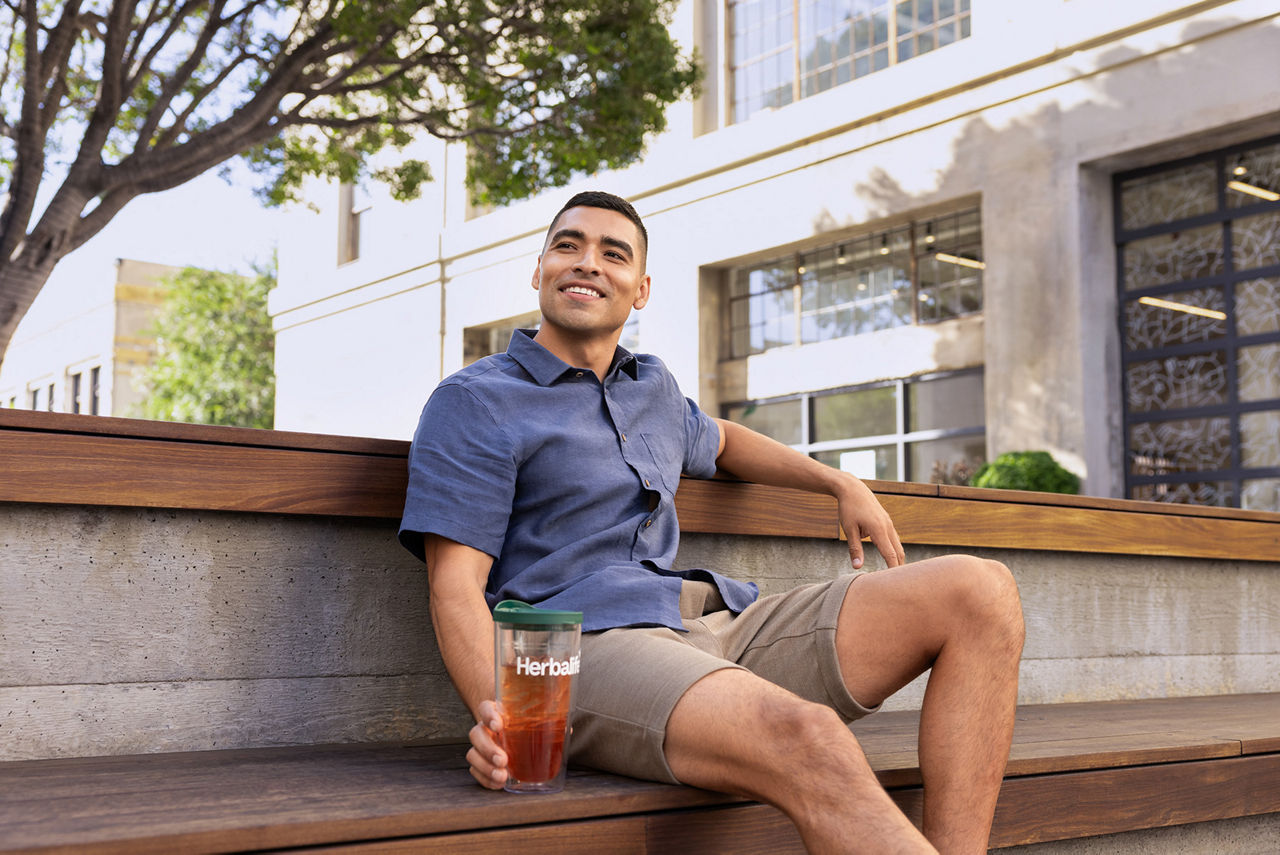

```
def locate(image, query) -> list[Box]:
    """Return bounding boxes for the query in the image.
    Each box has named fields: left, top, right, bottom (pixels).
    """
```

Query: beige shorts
left=568, top=573, right=878, bottom=784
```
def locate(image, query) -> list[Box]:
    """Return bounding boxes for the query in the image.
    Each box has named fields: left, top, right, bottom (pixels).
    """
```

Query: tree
left=138, top=263, right=275, bottom=427
left=0, top=0, right=700, bottom=363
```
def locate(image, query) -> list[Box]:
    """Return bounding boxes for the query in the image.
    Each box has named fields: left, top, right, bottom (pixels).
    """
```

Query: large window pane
left=1240, top=410, right=1280, bottom=467
left=1225, top=141, right=1280, bottom=209
left=908, top=434, right=986, bottom=483
left=1119, top=162, right=1217, bottom=230
left=1123, top=288, right=1226, bottom=351
left=1236, top=278, right=1280, bottom=335
left=1129, top=417, right=1231, bottom=475
left=1122, top=224, right=1223, bottom=290
left=1231, top=210, right=1280, bottom=272
left=1130, top=481, right=1232, bottom=507
left=907, top=372, right=983, bottom=432
left=1241, top=478, right=1280, bottom=511
left=727, top=208, right=980, bottom=358
left=813, top=385, right=897, bottom=441
left=1238, top=342, right=1280, bottom=402
left=725, top=399, right=803, bottom=444
left=1126, top=352, right=1229, bottom=412
left=813, top=445, right=898, bottom=480
left=731, top=0, right=969, bottom=124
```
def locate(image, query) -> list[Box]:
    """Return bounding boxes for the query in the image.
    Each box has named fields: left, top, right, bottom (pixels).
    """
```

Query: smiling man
left=399, top=191, right=1025, bottom=854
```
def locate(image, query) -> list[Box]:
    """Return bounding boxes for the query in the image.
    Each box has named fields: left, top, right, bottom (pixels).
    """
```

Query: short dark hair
left=545, top=191, right=648, bottom=264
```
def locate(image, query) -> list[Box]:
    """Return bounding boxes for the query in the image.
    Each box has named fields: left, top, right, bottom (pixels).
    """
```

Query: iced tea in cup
left=492, top=600, right=582, bottom=794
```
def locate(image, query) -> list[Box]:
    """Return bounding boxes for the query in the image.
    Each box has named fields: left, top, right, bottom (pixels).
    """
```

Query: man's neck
left=532, top=327, right=621, bottom=381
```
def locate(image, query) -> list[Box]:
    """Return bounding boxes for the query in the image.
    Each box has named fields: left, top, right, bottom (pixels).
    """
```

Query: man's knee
left=756, top=694, right=848, bottom=756
left=946, top=555, right=1025, bottom=652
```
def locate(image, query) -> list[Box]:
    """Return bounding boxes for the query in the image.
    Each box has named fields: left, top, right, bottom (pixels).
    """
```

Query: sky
left=16, top=165, right=283, bottom=333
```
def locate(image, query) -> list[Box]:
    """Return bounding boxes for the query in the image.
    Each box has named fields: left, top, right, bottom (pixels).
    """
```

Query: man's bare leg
left=836, top=555, right=1025, bottom=853
left=665, top=667, right=936, bottom=854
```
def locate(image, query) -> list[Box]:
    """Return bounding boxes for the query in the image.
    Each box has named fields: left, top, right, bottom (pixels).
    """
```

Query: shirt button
left=644, top=519, right=652, bottom=527
left=575, top=371, right=583, bottom=378
left=621, top=433, right=627, bottom=442
left=644, top=478, right=651, bottom=488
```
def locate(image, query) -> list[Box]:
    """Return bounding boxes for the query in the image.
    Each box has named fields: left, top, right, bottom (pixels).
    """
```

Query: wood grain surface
left=2, top=694, right=1276, bottom=854
left=3, top=411, right=1279, bottom=559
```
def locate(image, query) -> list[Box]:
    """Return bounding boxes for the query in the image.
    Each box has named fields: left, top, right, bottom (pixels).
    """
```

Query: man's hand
left=466, top=699, right=509, bottom=789
left=833, top=474, right=906, bottom=570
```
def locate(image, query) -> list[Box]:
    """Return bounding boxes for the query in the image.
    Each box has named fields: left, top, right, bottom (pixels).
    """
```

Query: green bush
left=969, top=451, right=1081, bottom=494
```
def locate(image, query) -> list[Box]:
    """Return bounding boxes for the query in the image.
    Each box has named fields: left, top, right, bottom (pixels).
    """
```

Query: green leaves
left=138, top=262, right=276, bottom=429
left=970, top=451, right=1081, bottom=495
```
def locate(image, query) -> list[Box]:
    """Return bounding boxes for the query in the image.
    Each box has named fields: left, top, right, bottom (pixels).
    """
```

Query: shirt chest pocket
left=638, top=433, right=684, bottom=494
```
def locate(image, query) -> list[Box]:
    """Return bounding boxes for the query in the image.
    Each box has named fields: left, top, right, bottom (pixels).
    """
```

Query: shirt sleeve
left=681, top=395, right=721, bottom=480
left=398, top=382, right=518, bottom=562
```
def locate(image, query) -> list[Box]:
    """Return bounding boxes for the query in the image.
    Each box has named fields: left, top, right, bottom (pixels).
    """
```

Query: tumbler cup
left=492, top=600, right=582, bottom=794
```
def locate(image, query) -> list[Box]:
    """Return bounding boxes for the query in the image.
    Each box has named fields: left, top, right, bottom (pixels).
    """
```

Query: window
left=70, top=373, right=82, bottom=414
left=727, top=207, right=981, bottom=358
left=463, top=311, right=541, bottom=366
left=724, top=369, right=985, bottom=482
left=28, top=387, right=39, bottom=409
left=89, top=366, right=101, bottom=415
left=1116, top=135, right=1280, bottom=510
left=46, top=383, right=55, bottom=412
left=729, top=0, right=972, bottom=124
left=338, top=183, right=371, bottom=265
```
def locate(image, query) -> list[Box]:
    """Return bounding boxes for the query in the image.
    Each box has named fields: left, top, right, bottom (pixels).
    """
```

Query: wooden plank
left=876, top=494, right=1280, bottom=562
left=987, top=753, right=1280, bottom=848
left=298, top=816, right=650, bottom=854
left=674, top=478, right=839, bottom=539
left=3, top=415, right=1279, bottom=556
left=0, top=431, right=407, bottom=518
left=941, top=483, right=1280, bottom=523
left=0, top=409, right=407, bottom=456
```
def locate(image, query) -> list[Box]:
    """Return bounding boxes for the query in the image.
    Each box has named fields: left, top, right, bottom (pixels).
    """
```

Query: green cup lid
left=493, top=600, right=583, bottom=626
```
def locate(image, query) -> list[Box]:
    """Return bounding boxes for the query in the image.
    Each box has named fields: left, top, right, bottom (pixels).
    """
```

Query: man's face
left=531, top=205, right=651, bottom=342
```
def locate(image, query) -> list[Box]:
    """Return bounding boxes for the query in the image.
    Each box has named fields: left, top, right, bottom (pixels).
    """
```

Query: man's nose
left=573, top=245, right=602, bottom=273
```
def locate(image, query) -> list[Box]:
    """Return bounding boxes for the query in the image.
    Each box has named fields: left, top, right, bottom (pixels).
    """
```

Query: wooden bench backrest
left=3, top=409, right=1278, bottom=561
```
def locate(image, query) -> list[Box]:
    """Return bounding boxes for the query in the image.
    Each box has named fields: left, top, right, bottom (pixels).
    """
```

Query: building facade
left=0, top=259, right=176, bottom=418
left=270, top=0, right=1280, bottom=510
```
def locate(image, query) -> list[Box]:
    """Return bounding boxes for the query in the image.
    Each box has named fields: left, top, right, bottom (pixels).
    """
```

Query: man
left=400, top=191, right=1024, bottom=854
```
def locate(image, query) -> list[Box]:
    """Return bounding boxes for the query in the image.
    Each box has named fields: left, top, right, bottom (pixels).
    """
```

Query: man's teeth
left=566, top=286, right=602, bottom=297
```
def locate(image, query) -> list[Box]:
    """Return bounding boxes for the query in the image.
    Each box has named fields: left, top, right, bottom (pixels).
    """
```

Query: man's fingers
left=847, top=536, right=865, bottom=570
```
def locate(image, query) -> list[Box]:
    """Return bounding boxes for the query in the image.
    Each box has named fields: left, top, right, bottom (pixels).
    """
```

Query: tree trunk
left=0, top=252, right=65, bottom=367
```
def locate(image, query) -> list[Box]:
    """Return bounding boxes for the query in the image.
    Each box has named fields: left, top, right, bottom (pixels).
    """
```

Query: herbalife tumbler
left=492, top=600, right=583, bottom=794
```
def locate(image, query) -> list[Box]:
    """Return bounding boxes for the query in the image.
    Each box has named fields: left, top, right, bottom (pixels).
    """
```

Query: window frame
left=1114, top=133, right=1280, bottom=509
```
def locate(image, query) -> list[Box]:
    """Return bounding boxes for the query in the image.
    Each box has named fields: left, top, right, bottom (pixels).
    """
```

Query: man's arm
left=423, top=533, right=509, bottom=789
left=712, top=417, right=906, bottom=570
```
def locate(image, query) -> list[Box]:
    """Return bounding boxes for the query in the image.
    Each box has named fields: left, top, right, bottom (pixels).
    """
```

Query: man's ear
left=633, top=274, right=652, bottom=310
left=531, top=257, right=543, bottom=291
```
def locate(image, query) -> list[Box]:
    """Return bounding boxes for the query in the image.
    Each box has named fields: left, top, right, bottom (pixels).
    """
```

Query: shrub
left=969, top=451, right=1081, bottom=494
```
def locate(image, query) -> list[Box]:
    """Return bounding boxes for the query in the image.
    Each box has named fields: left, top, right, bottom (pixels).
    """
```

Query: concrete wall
left=3, top=502, right=1276, bottom=761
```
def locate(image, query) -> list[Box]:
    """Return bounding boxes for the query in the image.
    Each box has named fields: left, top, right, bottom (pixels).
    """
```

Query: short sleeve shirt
left=398, top=329, right=759, bottom=632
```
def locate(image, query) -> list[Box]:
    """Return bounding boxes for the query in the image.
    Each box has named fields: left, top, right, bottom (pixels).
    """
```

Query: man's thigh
left=571, top=575, right=879, bottom=783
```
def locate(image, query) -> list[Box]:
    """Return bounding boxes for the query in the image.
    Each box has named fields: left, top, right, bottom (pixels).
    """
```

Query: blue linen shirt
left=399, top=329, right=759, bottom=632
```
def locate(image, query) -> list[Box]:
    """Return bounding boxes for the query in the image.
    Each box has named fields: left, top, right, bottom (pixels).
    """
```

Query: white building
left=0, top=259, right=176, bottom=418
left=270, top=0, right=1280, bottom=511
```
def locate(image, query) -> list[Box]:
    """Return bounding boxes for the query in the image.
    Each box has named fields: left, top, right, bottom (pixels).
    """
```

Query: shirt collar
left=508, top=328, right=639, bottom=385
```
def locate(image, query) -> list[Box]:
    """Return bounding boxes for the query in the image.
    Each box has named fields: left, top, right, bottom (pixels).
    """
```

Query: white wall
left=270, top=1, right=1280, bottom=500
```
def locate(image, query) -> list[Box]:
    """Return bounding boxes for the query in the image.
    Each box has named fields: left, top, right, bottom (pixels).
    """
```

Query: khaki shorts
left=568, top=573, right=878, bottom=784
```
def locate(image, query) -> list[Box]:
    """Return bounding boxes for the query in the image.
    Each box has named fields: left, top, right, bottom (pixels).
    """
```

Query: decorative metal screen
left=1115, top=135, right=1280, bottom=510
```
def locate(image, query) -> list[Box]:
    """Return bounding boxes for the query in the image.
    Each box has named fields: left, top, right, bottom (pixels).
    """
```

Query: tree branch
left=132, top=0, right=232, bottom=148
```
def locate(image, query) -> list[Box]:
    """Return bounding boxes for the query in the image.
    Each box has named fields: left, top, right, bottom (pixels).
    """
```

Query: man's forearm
left=714, top=418, right=858, bottom=499
left=429, top=577, right=496, bottom=720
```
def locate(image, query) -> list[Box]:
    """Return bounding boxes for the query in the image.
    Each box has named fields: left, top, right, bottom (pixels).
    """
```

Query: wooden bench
left=2, top=694, right=1278, bottom=853
left=2, top=410, right=1279, bottom=852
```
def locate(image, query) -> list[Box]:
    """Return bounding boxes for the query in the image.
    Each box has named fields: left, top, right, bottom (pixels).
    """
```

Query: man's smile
left=563, top=284, right=605, bottom=298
